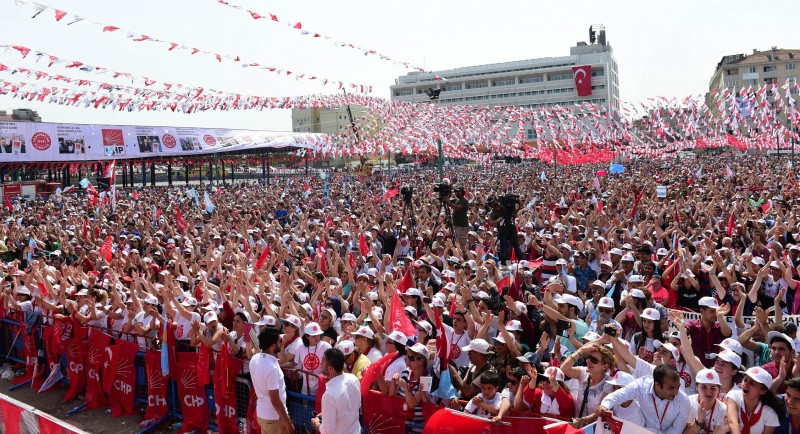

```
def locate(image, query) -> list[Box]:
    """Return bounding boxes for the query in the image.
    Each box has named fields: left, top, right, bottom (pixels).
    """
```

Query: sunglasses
left=407, top=355, right=424, bottom=362
left=586, top=355, right=601, bottom=364
left=598, top=308, right=613, bottom=314
left=508, top=379, right=519, bottom=386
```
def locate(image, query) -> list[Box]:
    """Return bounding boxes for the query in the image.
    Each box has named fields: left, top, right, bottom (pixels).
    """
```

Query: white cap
left=476, top=291, right=491, bottom=300
left=404, top=306, right=418, bottom=317
left=304, top=322, right=324, bottom=336
left=745, top=366, right=773, bottom=389
left=353, top=326, right=375, bottom=340
left=283, top=314, right=302, bottom=329
left=654, top=340, right=679, bottom=361
left=656, top=248, right=669, bottom=256
left=768, top=331, right=796, bottom=352
left=336, top=340, right=355, bottom=356
left=505, top=320, right=523, bottom=332
left=443, top=282, right=457, bottom=292
left=597, top=297, right=614, bottom=309
left=255, top=316, right=277, bottom=327
left=698, top=297, right=719, bottom=309
left=416, top=320, right=433, bottom=335
left=751, top=257, right=766, bottom=266
left=696, top=368, right=721, bottom=385
left=630, top=289, right=646, bottom=299
left=387, top=331, right=408, bottom=346
left=554, top=294, right=584, bottom=312
left=543, top=366, right=565, bottom=382
left=514, top=301, right=528, bottom=315
left=408, top=343, right=430, bottom=359
left=203, top=311, right=218, bottom=324
left=462, top=338, right=493, bottom=355
left=607, top=371, right=635, bottom=387
left=144, top=294, right=159, bottom=305
left=621, top=254, right=635, bottom=262
left=628, top=275, right=644, bottom=283
left=495, top=333, right=516, bottom=344
left=641, top=308, right=661, bottom=321
left=555, top=258, right=568, bottom=266
left=341, top=313, right=358, bottom=322
left=710, top=349, right=742, bottom=369
left=583, top=331, right=602, bottom=342
left=431, top=298, right=445, bottom=308
left=180, top=297, right=198, bottom=307
left=403, top=288, right=424, bottom=298
left=718, top=338, right=744, bottom=355
left=609, top=248, right=623, bottom=256
left=591, top=280, right=606, bottom=288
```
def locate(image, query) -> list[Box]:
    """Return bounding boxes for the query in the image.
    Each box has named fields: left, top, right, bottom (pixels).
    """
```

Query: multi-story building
left=291, top=105, right=368, bottom=134
left=707, top=47, right=800, bottom=118
left=389, top=31, right=619, bottom=114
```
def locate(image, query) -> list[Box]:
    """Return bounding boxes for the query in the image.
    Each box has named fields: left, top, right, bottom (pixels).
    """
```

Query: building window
left=725, top=69, right=737, bottom=76
left=492, top=80, right=514, bottom=87
left=764, top=78, right=776, bottom=85
left=466, top=82, right=488, bottom=89
left=490, top=93, right=517, bottom=99
left=592, top=70, right=605, bottom=77
left=519, top=76, right=544, bottom=84
left=417, top=89, right=426, bottom=94
left=395, top=90, right=413, bottom=96
left=746, top=67, right=756, bottom=74
left=445, top=84, right=462, bottom=91
left=546, top=87, right=573, bottom=94
left=591, top=85, right=606, bottom=90
left=526, top=129, right=536, bottom=140
left=764, top=66, right=777, bottom=73
left=547, top=73, right=572, bottom=81
left=519, top=90, right=545, bottom=96
left=787, top=63, right=797, bottom=70
left=725, top=80, right=738, bottom=88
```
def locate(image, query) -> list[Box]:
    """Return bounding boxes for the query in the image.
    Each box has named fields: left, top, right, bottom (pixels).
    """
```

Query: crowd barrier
left=0, top=392, right=89, bottom=434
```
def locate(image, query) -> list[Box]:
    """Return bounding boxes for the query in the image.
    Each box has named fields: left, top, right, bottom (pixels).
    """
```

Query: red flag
left=82, top=218, right=88, bottom=239
left=571, top=65, right=592, bottom=96
left=495, top=275, right=511, bottom=291
left=433, top=305, right=450, bottom=367
left=390, top=268, right=417, bottom=337
left=85, top=331, right=112, bottom=410
left=726, top=211, right=737, bottom=236
left=63, top=338, right=86, bottom=402
left=674, top=203, right=681, bottom=225
left=197, top=344, right=211, bottom=386
left=36, top=281, right=49, bottom=298
left=176, top=352, right=209, bottom=433
left=597, top=201, right=604, bottom=215
left=214, top=342, right=242, bottom=434
left=176, top=208, right=187, bottom=233
left=362, top=390, right=410, bottom=434
left=381, top=188, right=399, bottom=202
left=255, top=246, right=271, bottom=270
left=3, top=198, right=10, bottom=212
left=360, top=352, right=402, bottom=396
left=543, top=422, right=588, bottom=434
left=145, top=350, right=169, bottom=421
left=509, top=268, right=523, bottom=302
left=629, top=186, right=646, bottom=218
left=107, top=341, right=138, bottom=417
left=348, top=251, right=356, bottom=269
left=99, top=235, right=113, bottom=263
left=102, top=343, right=121, bottom=394
left=359, top=232, right=369, bottom=257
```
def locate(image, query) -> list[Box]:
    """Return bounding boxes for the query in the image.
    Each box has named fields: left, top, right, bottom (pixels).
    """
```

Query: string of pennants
left=20, top=1, right=373, bottom=94
left=210, top=0, right=446, bottom=81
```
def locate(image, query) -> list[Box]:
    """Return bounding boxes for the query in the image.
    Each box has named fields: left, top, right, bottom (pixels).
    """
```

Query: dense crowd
left=3, top=154, right=800, bottom=434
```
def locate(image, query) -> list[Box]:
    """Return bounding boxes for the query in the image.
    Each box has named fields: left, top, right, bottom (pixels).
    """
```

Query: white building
left=390, top=31, right=619, bottom=116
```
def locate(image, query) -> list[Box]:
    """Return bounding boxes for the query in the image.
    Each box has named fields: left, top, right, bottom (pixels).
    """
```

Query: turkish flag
left=176, top=352, right=209, bottom=433
left=176, top=208, right=187, bottom=233
left=145, top=350, right=169, bottom=421
left=572, top=65, right=592, bottom=97
left=390, top=268, right=417, bottom=337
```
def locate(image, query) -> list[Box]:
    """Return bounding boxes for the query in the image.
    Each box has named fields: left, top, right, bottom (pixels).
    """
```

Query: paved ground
left=0, top=377, right=177, bottom=434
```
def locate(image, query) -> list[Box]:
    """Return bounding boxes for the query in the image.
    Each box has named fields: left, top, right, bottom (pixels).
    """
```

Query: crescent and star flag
left=572, top=65, right=592, bottom=97
left=390, top=268, right=417, bottom=337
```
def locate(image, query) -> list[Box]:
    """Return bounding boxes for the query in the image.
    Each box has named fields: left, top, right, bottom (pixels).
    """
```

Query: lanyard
left=652, top=395, right=671, bottom=432
left=697, top=397, right=716, bottom=434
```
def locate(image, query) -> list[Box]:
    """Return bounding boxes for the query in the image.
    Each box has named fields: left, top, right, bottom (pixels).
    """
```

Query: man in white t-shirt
left=250, top=328, right=294, bottom=434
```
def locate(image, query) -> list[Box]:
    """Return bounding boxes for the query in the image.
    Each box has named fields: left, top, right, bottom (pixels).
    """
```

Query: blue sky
left=0, top=0, right=797, bottom=131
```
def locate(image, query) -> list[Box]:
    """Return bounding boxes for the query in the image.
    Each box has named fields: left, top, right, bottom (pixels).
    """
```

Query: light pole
left=426, top=87, right=444, bottom=182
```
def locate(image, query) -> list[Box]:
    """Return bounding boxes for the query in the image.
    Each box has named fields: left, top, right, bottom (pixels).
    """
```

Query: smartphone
left=604, top=325, right=617, bottom=337
left=556, top=319, right=571, bottom=337
left=422, top=297, right=431, bottom=303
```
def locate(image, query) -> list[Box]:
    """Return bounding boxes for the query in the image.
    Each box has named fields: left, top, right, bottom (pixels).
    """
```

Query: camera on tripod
left=498, top=194, right=521, bottom=211
left=400, top=185, right=414, bottom=202
left=432, top=182, right=452, bottom=198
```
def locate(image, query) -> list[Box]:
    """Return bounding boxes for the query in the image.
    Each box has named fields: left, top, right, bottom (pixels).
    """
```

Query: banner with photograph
left=0, top=121, right=328, bottom=162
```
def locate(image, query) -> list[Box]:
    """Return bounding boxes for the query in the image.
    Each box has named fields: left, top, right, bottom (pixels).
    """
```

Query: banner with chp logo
left=0, top=120, right=328, bottom=162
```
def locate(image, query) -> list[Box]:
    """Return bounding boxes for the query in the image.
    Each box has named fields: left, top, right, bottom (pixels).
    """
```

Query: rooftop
left=717, top=47, right=800, bottom=68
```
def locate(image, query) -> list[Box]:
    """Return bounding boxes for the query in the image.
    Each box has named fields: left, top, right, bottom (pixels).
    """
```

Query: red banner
left=571, top=65, right=592, bottom=97
left=144, top=350, right=169, bottom=421
left=107, top=341, right=138, bottom=417
left=40, top=326, right=62, bottom=393
left=176, top=352, right=209, bottom=433
left=197, top=344, right=210, bottom=386
left=85, top=330, right=111, bottom=410
left=213, top=361, right=239, bottom=434
left=362, top=390, right=412, bottom=434
left=423, top=409, right=561, bottom=434
left=63, top=339, right=85, bottom=402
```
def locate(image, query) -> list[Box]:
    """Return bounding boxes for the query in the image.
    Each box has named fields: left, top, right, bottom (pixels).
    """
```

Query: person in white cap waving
left=686, top=369, right=727, bottom=434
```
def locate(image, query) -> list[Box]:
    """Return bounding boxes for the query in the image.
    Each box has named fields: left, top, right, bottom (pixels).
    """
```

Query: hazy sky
left=0, top=0, right=797, bottom=132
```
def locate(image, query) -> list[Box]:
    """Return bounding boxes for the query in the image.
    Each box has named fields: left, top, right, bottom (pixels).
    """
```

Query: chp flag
left=572, top=65, right=593, bottom=97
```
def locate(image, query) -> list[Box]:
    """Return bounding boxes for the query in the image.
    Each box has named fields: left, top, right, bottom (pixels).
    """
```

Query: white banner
left=0, top=121, right=329, bottom=162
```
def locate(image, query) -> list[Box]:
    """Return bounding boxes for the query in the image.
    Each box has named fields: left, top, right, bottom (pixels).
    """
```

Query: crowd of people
left=2, top=154, right=800, bottom=434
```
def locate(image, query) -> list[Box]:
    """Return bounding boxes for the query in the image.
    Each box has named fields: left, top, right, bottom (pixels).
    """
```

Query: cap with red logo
left=698, top=297, right=719, bottom=309
left=607, top=371, right=635, bottom=387
left=641, top=308, right=661, bottom=321
left=745, top=367, right=773, bottom=389
left=695, top=368, right=721, bottom=385
left=304, top=322, right=324, bottom=336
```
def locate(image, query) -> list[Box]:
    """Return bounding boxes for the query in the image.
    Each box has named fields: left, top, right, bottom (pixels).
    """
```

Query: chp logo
left=203, top=134, right=217, bottom=146
left=161, top=134, right=177, bottom=148
left=31, top=132, right=52, bottom=151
